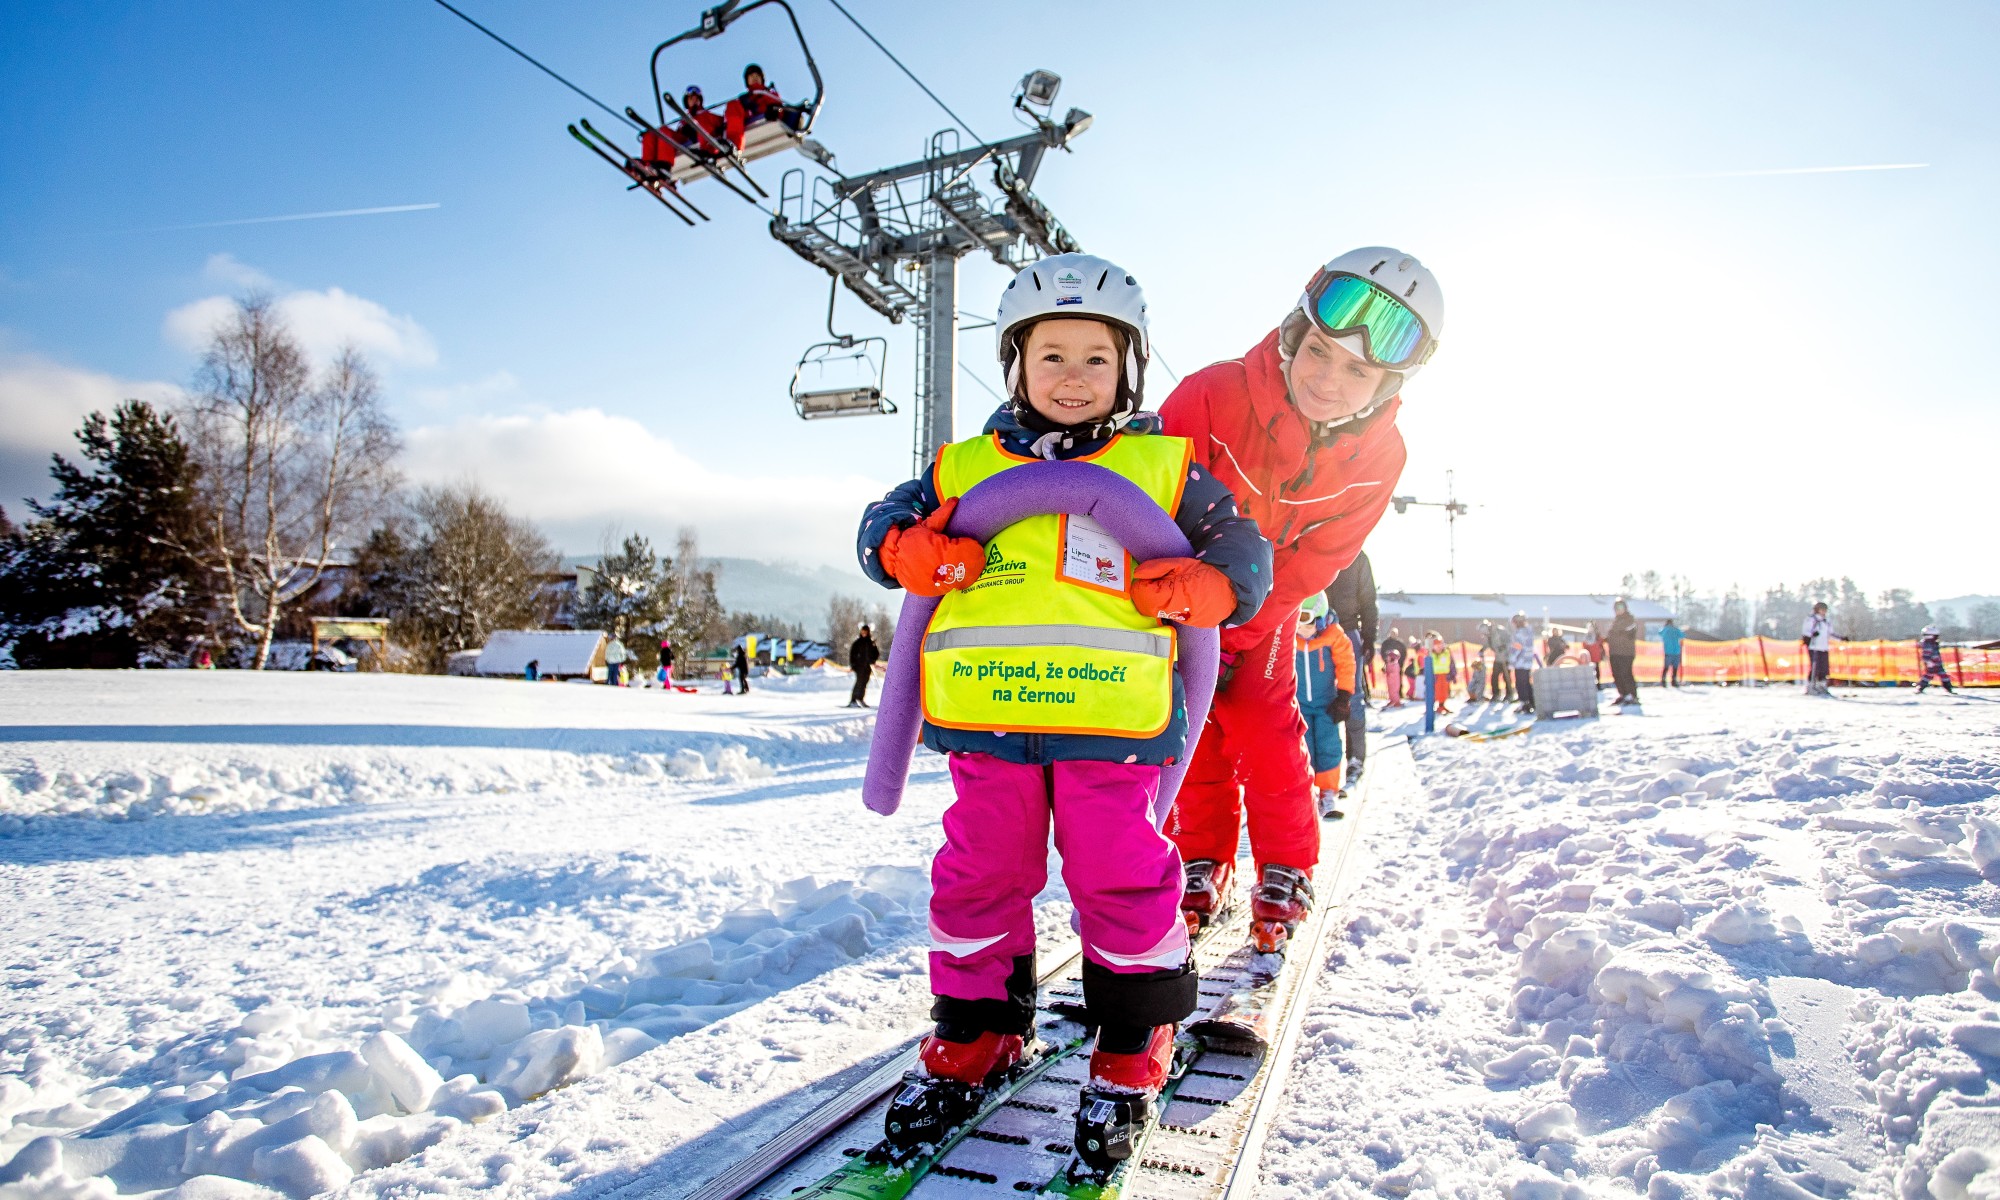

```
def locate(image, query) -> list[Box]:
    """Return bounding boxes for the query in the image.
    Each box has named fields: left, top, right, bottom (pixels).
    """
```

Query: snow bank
left=0, top=868, right=926, bottom=1198
left=1263, top=687, right=2000, bottom=1198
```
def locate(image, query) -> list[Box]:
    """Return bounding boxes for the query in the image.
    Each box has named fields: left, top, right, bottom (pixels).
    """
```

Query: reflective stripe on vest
left=920, top=431, right=1193, bottom=738
left=923, top=624, right=1172, bottom=657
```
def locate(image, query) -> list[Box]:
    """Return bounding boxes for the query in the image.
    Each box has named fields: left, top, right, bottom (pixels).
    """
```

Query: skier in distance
left=1917, top=624, right=1956, bottom=695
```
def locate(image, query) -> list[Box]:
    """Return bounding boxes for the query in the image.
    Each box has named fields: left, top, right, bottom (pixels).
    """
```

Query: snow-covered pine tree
left=0, top=401, right=209, bottom=667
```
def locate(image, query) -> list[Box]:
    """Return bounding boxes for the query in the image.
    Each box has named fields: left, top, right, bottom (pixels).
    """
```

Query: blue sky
left=2, top=1, right=1994, bottom=599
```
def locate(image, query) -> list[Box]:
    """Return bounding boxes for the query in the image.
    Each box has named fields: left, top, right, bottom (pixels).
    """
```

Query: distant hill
left=705, top=557, right=880, bottom=628
left=1928, top=595, right=2000, bottom=616
left=559, top=554, right=878, bottom=632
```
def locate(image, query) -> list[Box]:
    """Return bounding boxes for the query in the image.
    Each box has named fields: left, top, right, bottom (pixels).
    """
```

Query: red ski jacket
left=1159, top=329, right=1407, bottom=651
left=740, top=83, right=784, bottom=121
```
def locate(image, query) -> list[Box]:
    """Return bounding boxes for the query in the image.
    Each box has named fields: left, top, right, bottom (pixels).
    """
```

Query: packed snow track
left=2, top=673, right=1997, bottom=1198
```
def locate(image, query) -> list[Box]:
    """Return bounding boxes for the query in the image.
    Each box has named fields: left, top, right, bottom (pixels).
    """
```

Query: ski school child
left=1918, top=624, right=1956, bottom=694
left=855, top=253, right=1272, bottom=1166
left=1293, top=593, right=1356, bottom=819
left=1420, top=630, right=1456, bottom=720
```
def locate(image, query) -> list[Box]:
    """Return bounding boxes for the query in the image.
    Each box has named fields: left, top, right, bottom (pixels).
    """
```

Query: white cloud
left=404, top=408, right=887, bottom=567
left=161, top=296, right=236, bottom=355
left=278, top=287, right=438, bottom=368
left=202, top=253, right=273, bottom=290
left=409, top=370, right=519, bottom=409
left=163, top=285, right=438, bottom=369
left=0, top=355, right=184, bottom=509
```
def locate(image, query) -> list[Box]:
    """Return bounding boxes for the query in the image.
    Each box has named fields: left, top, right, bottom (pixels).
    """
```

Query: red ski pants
left=1168, top=623, right=1319, bottom=879
left=929, top=755, right=1189, bottom=1005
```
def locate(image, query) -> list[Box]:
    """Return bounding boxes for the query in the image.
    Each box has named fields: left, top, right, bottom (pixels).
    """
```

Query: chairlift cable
left=821, top=0, right=983, bottom=143
left=1151, top=346, right=1182, bottom=385
left=426, top=0, right=641, bottom=132
left=959, top=363, right=1007, bottom=404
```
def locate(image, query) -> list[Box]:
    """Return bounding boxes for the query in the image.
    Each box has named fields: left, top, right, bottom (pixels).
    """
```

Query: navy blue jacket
left=856, top=404, right=1273, bottom=766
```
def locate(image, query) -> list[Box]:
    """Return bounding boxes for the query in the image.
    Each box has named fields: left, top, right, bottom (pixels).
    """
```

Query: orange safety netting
left=1374, top=638, right=2000, bottom=696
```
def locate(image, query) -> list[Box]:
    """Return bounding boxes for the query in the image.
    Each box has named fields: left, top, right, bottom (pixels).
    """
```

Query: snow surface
left=1265, top=687, right=2000, bottom=1198
left=1, top=673, right=1996, bottom=1199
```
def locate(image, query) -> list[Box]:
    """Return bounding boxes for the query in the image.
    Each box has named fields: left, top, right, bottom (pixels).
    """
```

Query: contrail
left=146, top=203, right=443, bottom=232
left=1619, top=162, right=1929, bottom=182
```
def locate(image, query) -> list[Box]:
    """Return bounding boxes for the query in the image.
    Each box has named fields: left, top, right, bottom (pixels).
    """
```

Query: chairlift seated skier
left=855, top=253, right=1273, bottom=1174
left=735, top=62, right=806, bottom=134
left=641, top=85, right=733, bottom=171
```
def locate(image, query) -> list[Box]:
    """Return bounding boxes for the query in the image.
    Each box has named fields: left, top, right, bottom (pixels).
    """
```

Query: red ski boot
left=880, top=1027, right=1024, bottom=1159
left=1249, top=864, right=1314, bottom=956
left=1180, top=858, right=1233, bottom=939
left=1074, top=1024, right=1178, bottom=1175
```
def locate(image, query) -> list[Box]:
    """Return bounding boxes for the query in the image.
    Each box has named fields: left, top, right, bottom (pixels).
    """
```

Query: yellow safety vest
left=921, top=431, right=1193, bottom=738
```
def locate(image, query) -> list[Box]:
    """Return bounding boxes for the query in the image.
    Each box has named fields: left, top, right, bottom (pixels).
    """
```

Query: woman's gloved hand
left=1130, top=557, right=1236, bottom=628
left=879, top=498, right=985, bottom=596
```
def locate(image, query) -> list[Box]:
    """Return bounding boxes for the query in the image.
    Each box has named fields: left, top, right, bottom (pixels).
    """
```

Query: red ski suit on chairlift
left=642, top=106, right=731, bottom=169
left=1157, top=329, right=1406, bottom=879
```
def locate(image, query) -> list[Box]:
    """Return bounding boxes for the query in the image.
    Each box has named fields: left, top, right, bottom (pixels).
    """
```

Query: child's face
left=1023, top=319, right=1121, bottom=426
left=1287, top=326, right=1389, bottom=424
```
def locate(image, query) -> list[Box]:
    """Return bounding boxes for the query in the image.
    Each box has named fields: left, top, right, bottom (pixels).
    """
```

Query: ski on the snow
left=774, top=912, right=1247, bottom=1200
left=784, top=1026, right=1095, bottom=1200
left=1444, top=718, right=1535, bottom=742
left=717, top=744, right=1383, bottom=1200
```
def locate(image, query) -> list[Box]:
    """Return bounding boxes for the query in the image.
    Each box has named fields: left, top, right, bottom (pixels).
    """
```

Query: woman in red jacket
left=1161, top=246, right=1444, bottom=960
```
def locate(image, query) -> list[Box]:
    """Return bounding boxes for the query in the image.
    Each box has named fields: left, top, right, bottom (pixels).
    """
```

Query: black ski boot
left=1072, top=1024, right=1177, bottom=1178
left=1073, top=1089, right=1150, bottom=1177
left=876, top=1026, right=1023, bottom=1162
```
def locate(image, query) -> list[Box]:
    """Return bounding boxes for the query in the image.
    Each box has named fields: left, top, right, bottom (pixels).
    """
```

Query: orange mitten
left=1130, top=557, right=1236, bottom=627
left=879, top=498, right=985, bottom=597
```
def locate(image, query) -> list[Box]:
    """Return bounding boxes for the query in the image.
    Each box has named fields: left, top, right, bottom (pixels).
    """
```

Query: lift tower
left=770, top=70, right=1090, bottom=470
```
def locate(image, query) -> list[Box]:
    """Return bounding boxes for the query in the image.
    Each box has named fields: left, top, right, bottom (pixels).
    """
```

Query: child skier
left=1917, top=624, right=1956, bottom=694
left=855, top=253, right=1272, bottom=1169
left=1421, top=631, right=1456, bottom=717
left=1802, top=602, right=1837, bottom=695
left=1294, top=594, right=1357, bottom=820
left=1380, top=626, right=1408, bottom=708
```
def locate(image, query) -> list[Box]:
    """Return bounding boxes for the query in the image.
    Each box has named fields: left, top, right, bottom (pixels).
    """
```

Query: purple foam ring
left=861, top=460, right=1221, bottom=827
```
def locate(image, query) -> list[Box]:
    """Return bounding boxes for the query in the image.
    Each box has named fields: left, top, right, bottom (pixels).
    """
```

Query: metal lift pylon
left=771, top=69, right=1091, bottom=471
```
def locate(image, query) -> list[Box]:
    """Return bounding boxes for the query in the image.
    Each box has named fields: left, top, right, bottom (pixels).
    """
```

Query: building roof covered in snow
left=475, top=630, right=606, bottom=678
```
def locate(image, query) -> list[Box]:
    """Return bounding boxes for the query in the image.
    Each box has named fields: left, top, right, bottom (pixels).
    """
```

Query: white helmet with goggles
left=1299, top=593, right=1330, bottom=623
left=997, top=253, right=1150, bottom=425
left=1280, top=246, right=1443, bottom=424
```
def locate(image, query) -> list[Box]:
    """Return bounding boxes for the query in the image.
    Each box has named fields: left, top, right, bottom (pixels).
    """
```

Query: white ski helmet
left=1280, top=246, right=1444, bottom=421
left=996, top=252, right=1150, bottom=415
left=1299, top=592, right=1329, bottom=622
left=1923, top=624, right=1940, bottom=637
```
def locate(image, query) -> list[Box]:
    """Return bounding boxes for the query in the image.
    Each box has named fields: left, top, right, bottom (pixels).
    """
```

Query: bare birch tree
left=187, top=295, right=401, bottom=668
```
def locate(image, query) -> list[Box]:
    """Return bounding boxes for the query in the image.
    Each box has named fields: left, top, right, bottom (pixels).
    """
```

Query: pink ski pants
left=929, top=754, right=1190, bottom=1004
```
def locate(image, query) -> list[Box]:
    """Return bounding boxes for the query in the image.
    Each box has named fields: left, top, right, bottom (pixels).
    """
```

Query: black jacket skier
left=847, top=626, right=879, bottom=708
left=1323, top=551, right=1378, bottom=651
left=1323, top=552, right=1377, bottom=773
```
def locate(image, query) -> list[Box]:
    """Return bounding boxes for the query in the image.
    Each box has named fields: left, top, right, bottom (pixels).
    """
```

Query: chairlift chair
left=649, top=0, right=827, bottom=189
left=791, top=335, right=894, bottom=420
left=791, top=277, right=896, bottom=420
